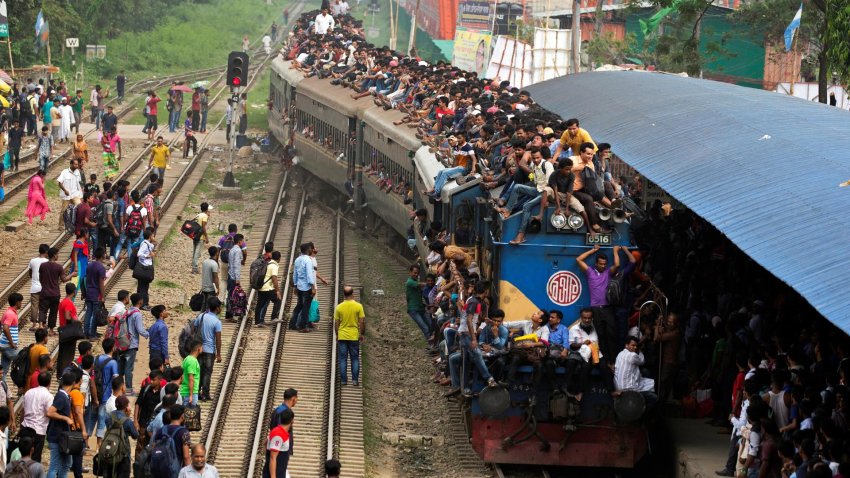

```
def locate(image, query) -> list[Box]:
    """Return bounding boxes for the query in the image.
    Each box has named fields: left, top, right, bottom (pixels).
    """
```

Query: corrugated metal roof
left=527, top=70, right=850, bottom=328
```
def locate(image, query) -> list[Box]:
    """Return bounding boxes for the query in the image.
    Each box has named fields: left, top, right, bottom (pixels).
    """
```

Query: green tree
left=586, top=31, right=637, bottom=66
left=733, top=0, right=840, bottom=103
left=634, top=0, right=730, bottom=76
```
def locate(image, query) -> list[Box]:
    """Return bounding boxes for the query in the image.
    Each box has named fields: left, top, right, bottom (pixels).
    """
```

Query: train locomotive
left=268, top=56, right=653, bottom=469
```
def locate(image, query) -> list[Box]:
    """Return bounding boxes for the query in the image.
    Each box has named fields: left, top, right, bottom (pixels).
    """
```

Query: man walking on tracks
left=179, top=444, right=219, bottom=478
left=195, top=298, right=222, bottom=402
left=254, top=251, right=282, bottom=327
left=262, top=408, right=293, bottom=478
left=334, top=286, right=365, bottom=385
left=200, top=247, right=220, bottom=307
left=289, top=243, right=316, bottom=333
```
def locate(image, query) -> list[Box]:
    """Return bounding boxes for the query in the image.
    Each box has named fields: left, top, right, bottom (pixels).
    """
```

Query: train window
left=453, top=200, right=476, bottom=247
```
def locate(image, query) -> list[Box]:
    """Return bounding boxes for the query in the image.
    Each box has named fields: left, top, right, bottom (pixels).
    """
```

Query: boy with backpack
left=95, top=339, right=120, bottom=448
left=116, top=294, right=149, bottom=396
left=149, top=404, right=191, bottom=476
left=37, top=125, right=53, bottom=172
left=100, top=394, right=139, bottom=477
left=5, top=436, right=45, bottom=476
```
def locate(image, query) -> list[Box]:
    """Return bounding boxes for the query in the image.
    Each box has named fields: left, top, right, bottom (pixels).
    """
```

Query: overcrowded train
left=267, top=56, right=655, bottom=469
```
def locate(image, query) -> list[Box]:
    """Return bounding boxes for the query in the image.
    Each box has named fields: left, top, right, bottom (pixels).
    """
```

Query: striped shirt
left=0, top=307, right=19, bottom=348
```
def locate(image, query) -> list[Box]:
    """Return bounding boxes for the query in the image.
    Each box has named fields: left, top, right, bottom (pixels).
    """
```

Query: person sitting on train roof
left=570, top=142, right=607, bottom=233
left=553, top=118, right=597, bottom=161
left=541, top=158, right=593, bottom=234
left=499, top=147, right=555, bottom=245
left=425, top=133, right=477, bottom=200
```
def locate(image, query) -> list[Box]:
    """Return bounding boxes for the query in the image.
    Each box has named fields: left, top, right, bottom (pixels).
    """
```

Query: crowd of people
left=280, top=8, right=850, bottom=478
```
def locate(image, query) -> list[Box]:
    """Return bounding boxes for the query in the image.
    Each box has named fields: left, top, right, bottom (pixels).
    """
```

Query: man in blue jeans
left=446, top=281, right=498, bottom=397
left=405, top=265, right=430, bottom=341
left=120, top=294, right=149, bottom=395
left=84, top=247, right=107, bottom=338
left=425, top=132, right=477, bottom=200
left=334, top=286, right=365, bottom=385
left=46, top=372, right=76, bottom=477
left=289, top=243, right=316, bottom=332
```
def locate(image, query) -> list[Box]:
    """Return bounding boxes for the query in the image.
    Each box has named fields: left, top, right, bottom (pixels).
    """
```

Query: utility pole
left=408, top=0, right=421, bottom=56
left=571, top=0, right=580, bottom=74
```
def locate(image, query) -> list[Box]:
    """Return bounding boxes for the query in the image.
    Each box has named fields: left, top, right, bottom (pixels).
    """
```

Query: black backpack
left=581, top=164, right=604, bottom=201
left=249, top=256, right=271, bottom=290
left=63, top=204, right=77, bottom=234
left=219, top=235, right=235, bottom=263
left=10, top=344, right=33, bottom=387
left=606, top=270, right=626, bottom=307
left=92, top=201, right=107, bottom=228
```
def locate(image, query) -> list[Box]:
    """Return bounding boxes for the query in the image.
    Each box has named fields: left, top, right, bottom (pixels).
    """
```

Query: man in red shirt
left=190, top=88, right=201, bottom=132
left=76, top=191, right=98, bottom=251
left=145, top=91, right=161, bottom=141
left=262, top=407, right=293, bottom=478
left=57, top=282, right=80, bottom=372
left=0, top=292, right=23, bottom=381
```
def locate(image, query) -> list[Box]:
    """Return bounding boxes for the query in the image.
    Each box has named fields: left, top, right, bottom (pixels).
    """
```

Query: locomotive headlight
left=567, top=213, right=584, bottom=230
left=550, top=212, right=567, bottom=229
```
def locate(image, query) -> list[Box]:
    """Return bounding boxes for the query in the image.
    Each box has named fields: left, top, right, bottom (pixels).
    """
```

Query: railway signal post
left=224, top=51, right=249, bottom=187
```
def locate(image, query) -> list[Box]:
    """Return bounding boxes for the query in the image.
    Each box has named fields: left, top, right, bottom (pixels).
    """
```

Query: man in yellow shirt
left=553, top=118, right=596, bottom=160
left=148, top=135, right=171, bottom=186
left=255, top=251, right=281, bottom=327
left=334, top=286, right=365, bottom=386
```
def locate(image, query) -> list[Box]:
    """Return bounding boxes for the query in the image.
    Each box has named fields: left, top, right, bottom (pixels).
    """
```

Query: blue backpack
left=149, top=426, right=183, bottom=477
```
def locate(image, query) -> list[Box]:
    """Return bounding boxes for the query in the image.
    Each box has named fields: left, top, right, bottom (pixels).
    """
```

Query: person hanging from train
left=576, top=244, right=624, bottom=362
left=564, top=308, right=616, bottom=402
left=613, top=336, right=658, bottom=409
left=445, top=281, right=499, bottom=397
left=502, top=310, right=550, bottom=388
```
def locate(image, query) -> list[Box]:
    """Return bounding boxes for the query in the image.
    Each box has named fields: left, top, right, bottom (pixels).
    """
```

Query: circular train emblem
left=547, top=271, right=582, bottom=306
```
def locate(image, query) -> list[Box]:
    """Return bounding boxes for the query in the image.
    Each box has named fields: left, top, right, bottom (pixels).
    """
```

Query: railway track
left=0, top=68, right=223, bottom=196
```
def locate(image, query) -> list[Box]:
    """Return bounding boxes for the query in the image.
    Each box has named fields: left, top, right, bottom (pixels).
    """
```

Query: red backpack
left=110, top=309, right=135, bottom=352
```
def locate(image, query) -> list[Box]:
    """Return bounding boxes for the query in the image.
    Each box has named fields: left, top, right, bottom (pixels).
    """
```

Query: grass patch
left=65, top=0, right=286, bottom=83
left=154, top=279, right=180, bottom=289
left=214, top=203, right=242, bottom=212
left=159, top=227, right=178, bottom=250
left=247, top=73, right=272, bottom=131
left=0, top=198, right=27, bottom=225
left=235, top=165, right=272, bottom=193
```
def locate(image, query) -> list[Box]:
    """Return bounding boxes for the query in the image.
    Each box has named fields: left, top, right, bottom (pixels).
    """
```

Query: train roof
left=528, top=70, right=850, bottom=329
left=297, top=76, right=373, bottom=117
left=361, top=107, right=422, bottom=151
left=270, top=58, right=305, bottom=88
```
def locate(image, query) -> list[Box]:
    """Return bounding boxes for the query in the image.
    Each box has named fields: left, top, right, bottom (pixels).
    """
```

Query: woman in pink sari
left=26, top=170, right=51, bottom=224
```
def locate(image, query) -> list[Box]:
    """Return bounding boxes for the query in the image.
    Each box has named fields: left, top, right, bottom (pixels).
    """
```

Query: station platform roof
left=528, top=71, right=850, bottom=330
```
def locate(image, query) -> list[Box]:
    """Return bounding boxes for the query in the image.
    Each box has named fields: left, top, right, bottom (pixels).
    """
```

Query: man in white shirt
left=21, top=372, right=55, bottom=463
left=314, top=8, right=335, bottom=35
left=262, top=34, right=272, bottom=55
left=613, top=337, right=656, bottom=402
left=564, top=308, right=602, bottom=402
left=29, top=244, right=50, bottom=331
left=178, top=444, right=220, bottom=478
left=57, top=158, right=83, bottom=226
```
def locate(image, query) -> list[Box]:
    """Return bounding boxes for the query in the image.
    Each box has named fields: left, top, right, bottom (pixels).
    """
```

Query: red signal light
left=232, top=77, right=242, bottom=86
